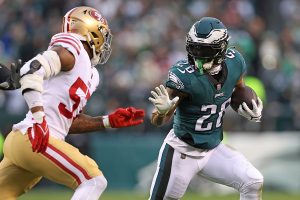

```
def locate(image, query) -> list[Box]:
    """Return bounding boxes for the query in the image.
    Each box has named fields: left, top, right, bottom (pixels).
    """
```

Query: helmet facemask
left=86, top=27, right=112, bottom=66
left=187, top=39, right=228, bottom=75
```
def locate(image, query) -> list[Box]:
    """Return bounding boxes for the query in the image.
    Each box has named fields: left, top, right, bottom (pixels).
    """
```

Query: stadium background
left=0, top=0, right=299, bottom=199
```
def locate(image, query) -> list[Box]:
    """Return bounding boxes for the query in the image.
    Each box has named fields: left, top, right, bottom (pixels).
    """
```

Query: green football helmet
left=186, top=17, right=230, bottom=74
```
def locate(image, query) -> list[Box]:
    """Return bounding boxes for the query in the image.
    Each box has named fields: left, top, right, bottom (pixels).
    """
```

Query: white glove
left=148, top=85, right=179, bottom=115
left=238, top=97, right=263, bottom=122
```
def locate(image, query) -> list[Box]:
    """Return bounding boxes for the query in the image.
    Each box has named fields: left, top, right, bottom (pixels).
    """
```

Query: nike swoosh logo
left=177, top=68, right=185, bottom=73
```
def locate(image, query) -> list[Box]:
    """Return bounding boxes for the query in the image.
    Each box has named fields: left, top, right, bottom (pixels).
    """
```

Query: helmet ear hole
left=91, top=32, right=98, bottom=38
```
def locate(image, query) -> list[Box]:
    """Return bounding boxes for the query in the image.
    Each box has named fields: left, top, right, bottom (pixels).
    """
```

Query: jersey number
left=58, top=77, right=91, bottom=119
left=195, top=98, right=231, bottom=131
left=226, top=49, right=236, bottom=58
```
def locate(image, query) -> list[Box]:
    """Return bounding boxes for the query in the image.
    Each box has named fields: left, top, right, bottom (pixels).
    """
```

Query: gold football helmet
left=62, top=6, right=112, bottom=65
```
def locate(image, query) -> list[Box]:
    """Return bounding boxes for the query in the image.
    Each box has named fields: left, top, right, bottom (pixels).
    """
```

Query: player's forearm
left=69, top=113, right=106, bottom=134
left=151, top=111, right=173, bottom=127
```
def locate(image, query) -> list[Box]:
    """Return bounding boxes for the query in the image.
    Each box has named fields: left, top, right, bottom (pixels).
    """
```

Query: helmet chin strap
left=90, top=45, right=100, bottom=67
left=86, top=34, right=100, bottom=67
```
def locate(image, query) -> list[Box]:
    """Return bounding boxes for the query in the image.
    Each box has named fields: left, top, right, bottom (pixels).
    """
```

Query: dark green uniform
left=166, top=48, right=246, bottom=149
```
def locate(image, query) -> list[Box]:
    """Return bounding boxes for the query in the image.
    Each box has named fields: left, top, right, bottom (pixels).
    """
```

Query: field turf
left=18, top=190, right=300, bottom=200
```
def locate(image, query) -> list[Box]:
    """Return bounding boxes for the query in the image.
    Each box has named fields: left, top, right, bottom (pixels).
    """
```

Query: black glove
left=0, top=59, right=23, bottom=90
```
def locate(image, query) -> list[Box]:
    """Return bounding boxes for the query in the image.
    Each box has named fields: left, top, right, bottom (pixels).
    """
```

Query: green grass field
left=18, top=190, right=300, bottom=200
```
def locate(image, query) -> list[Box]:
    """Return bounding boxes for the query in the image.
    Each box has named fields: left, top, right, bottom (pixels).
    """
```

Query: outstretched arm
left=69, top=107, right=145, bottom=134
left=69, top=114, right=105, bottom=134
left=149, top=85, right=187, bottom=126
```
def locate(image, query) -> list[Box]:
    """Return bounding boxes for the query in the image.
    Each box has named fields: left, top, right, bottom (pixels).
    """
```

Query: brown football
left=230, top=86, right=258, bottom=112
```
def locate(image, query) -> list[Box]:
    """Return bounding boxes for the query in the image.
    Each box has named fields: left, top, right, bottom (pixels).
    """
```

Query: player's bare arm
left=69, top=114, right=105, bottom=134
left=149, top=85, right=187, bottom=126
left=50, top=46, right=75, bottom=71
left=69, top=107, right=145, bottom=134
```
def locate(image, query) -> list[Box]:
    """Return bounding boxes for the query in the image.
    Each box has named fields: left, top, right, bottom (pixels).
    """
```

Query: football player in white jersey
left=0, top=6, right=145, bottom=200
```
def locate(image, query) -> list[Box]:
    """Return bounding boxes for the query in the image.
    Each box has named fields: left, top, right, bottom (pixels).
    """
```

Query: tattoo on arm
left=69, top=113, right=106, bottom=134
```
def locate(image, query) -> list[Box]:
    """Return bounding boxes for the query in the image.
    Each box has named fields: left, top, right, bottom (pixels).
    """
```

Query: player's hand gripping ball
left=231, top=86, right=257, bottom=111
left=230, top=86, right=263, bottom=122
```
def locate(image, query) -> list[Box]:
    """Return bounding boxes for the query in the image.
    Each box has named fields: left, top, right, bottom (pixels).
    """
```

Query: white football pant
left=149, top=142, right=263, bottom=200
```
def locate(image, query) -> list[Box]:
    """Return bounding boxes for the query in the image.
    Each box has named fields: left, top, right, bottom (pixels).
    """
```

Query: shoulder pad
left=225, top=47, right=247, bottom=74
left=49, top=33, right=83, bottom=59
left=166, top=59, right=194, bottom=91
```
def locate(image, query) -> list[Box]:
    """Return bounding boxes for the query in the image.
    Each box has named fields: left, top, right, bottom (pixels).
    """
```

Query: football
left=230, top=86, right=258, bottom=112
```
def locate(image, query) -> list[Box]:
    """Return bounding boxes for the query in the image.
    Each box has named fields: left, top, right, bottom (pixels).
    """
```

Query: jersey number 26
left=195, top=98, right=231, bottom=131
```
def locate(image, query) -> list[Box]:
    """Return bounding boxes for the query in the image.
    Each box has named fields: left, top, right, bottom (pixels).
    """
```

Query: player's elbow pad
left=20, top=50, right=61, bottom=93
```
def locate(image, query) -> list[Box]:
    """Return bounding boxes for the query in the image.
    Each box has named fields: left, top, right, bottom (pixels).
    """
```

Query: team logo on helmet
left=189, top=27, right=228, bottom=44
left=89, top=10, right=107, bottom=25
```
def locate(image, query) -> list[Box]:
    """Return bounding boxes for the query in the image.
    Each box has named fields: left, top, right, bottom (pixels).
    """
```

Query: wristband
left=102, top=115, right=111, bottom=128
left=32, top=111, right=45, bottom=124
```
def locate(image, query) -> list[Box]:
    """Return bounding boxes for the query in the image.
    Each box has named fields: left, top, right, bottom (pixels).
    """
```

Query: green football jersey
left=165, top=48, right=247, bottom=150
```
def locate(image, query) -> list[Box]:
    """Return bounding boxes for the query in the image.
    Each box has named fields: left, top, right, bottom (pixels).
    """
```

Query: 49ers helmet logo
left=89, top=10, right=107, bottom=24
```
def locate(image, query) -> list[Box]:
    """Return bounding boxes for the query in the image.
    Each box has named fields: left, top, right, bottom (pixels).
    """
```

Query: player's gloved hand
left=148, top=85, right=179, bottom=115
left=238, top=97, right=263, bottom=122
left=9, top=59, right=22, bottom=89
left=27, top=111, right=50, bottom=153
left=0, top=59, right=22, bottom=90
left=102, top=107, right=145, bottom=128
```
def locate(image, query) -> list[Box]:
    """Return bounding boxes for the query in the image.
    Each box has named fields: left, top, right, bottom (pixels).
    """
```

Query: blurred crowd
left=0, top=0, right=300, bottom=134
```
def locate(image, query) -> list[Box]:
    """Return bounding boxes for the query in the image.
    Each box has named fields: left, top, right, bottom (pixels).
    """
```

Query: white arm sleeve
left=23, top=90, right=43, bottom=108
left=20, top=50, right=61, bottom=109
left=20, top=50, right=61, bottom=93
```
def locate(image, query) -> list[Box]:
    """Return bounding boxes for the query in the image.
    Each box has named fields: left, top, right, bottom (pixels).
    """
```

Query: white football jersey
left=13, top=33, right=100, bottom=140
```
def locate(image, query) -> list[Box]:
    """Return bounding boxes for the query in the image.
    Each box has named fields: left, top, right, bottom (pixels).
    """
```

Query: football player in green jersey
left=148, top=17, right=263, bottom=200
